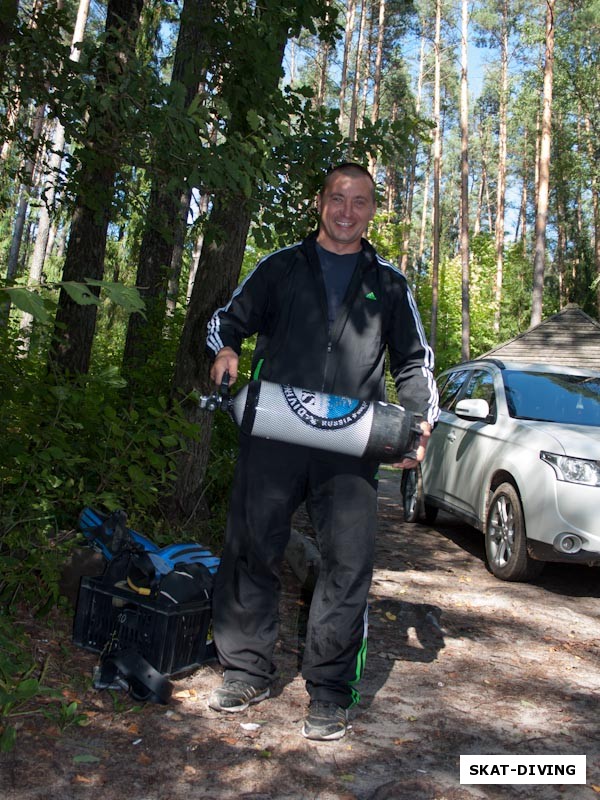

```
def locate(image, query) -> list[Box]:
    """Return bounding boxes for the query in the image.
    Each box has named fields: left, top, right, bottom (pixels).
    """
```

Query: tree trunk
left=167, top=9, right=295, bottom=524
left=348, top=0, right=366, bottom=142
left=459, top=0, right=470, bottom=361
left=368, top=0, right=386, bottom=175
left=473, top=175, right=483, bottom=236
left=515, top=137, right=528, bottom=245
left=555, top=182, right=567, bottom=306
left=338, top=0, right=357, bottom=131
left=418, top=156, right=430, bottom=266
left=123, top=0, right=210, bottom=375
left=187, top=193, right=211, bottom=302
left=20, top=0, right=91, bottom=345
left=0, top=102, right=45, bottom=328
left=315, top=0, right=332, bottom=107
left=370, top=0, right=386, bottom=124
left=584, top=115, right=600, bottom=319
left=48, top=0, right=144, bottom=376
left=430, top=0, right=442, bottom=351
left=166, top=189, right=193, bottom=319
left=493, top=0, right=508, bottom=334
left=169, top=196, right=252, bottom=524
left=1, top=0, right=44, bottom=162
left=530, top=0, right=555, bottom=328
left=359, top=7, right=374, bottom=124
left=400, top=34, right=424, bottom=274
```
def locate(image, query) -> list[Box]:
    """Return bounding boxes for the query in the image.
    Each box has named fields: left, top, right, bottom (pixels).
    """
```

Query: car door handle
left=447, top=432, right=456, bottom=442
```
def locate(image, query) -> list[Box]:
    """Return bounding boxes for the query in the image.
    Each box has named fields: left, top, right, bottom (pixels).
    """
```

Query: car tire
left=400, top=467, right=421, bottom=523
left=485, top=482, right=544, bottom=582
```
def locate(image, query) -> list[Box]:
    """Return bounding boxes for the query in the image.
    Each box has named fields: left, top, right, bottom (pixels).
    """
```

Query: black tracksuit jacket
left=207, top=232, right=439, bottom=426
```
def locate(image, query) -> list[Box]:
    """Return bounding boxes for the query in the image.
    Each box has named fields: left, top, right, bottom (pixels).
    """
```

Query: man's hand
left=210, top=346, right=239, bottom=387
left=392, top=420, right=432, bottom=470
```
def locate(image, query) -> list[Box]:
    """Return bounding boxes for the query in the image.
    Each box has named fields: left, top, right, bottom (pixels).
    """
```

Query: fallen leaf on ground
left=71, top=775, right=94, bottom=784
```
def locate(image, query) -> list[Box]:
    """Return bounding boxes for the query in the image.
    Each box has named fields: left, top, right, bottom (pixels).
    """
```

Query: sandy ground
left=1, top=469, right=599, bottom=799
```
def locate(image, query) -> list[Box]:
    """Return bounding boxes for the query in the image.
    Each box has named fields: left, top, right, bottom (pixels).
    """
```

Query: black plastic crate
left=73, top=576, right=214, bottom=676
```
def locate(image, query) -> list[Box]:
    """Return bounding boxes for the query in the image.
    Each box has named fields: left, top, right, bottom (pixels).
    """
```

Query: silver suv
left=401, top=359, right=600, bottom=581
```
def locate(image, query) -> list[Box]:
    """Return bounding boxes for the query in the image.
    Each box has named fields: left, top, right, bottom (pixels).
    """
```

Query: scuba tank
left=199, top=374, right=422, bottom=463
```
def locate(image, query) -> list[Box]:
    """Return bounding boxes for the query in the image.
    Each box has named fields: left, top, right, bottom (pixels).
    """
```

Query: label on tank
left=281, top=386, right=369, bottom=429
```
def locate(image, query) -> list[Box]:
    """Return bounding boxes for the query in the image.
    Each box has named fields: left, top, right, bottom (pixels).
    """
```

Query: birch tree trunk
left=530, top=0, right=555, bottom=328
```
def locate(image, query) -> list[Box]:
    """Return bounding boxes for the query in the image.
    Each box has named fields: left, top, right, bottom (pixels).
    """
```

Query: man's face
left=316, top=172, right=376, bottom=254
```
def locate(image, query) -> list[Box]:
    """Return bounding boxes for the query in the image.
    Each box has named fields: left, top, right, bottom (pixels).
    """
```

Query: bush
left=0, top=354, right=203, bottom=608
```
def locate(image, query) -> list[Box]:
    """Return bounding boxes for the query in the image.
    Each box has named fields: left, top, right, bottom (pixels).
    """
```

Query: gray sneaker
left=301, top=701, right=348, bottom=741
left=208, top=680, right=270, bottom=713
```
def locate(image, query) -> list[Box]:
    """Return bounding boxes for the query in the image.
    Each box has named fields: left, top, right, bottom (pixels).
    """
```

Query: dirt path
left=2, top=470, right=599, bottom=799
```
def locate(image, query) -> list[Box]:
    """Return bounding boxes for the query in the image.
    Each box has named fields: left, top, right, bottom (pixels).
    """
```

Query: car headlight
left=540, top=451, right=600, bottom=486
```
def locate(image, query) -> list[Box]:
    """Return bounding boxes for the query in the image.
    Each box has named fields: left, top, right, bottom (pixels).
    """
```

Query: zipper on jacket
left=321, top=340, right=333, bottom=392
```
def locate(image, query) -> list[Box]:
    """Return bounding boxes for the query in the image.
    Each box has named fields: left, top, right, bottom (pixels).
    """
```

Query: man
left=206, top=163, right=439, bottom=741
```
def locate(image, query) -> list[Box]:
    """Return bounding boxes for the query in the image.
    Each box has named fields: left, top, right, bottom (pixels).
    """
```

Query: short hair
left=321, top=162, right=376, bottom=203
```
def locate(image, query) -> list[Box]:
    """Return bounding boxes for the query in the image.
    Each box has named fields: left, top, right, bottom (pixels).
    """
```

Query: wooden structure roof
left=481, top=305, right=600, bottom=370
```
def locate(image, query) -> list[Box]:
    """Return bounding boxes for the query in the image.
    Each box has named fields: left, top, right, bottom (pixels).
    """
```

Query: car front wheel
left=485, top=482, right=544, bottom=582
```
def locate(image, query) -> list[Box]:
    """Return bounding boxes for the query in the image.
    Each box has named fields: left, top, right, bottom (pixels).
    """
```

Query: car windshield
left=503, top=370, right=600, bottom=426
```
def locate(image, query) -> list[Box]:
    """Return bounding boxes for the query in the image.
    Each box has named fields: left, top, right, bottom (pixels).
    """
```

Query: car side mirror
left=455, top=398, right=490, bottom=420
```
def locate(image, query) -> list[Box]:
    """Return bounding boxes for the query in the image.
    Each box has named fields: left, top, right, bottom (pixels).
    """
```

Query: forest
left=0, top=0, right=598, bottom=750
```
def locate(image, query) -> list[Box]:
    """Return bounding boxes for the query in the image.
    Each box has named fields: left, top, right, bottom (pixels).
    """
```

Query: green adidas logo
left=365, top=291, right=377, bottom=300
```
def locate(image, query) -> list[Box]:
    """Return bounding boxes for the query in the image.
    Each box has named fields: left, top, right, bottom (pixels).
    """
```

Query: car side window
left=438, top=370, right=470, bottom=412
left=463, top=370, right=496, bottom=420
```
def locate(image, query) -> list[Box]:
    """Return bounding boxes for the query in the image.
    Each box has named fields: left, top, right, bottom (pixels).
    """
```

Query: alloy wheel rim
left=488, top=495, right=514, bottom=567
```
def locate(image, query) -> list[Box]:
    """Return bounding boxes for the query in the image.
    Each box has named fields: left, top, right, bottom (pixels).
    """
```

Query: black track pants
left=212, top=435, right=378, bottom=708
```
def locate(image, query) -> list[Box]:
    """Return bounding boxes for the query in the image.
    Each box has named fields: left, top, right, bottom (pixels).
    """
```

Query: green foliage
left=415, top=233, right=534, bottom=374
left=468, top=233, right=498, bottom=360
left=0, top=344, right=202, bottom=607
left=0, top=614, right=88, bottom=752
left=436, top=255, right=463, bottom=372
left=1, top=280, right=146, bottom=325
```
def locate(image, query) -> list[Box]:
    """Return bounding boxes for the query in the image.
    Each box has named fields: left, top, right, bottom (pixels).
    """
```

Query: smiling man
left=205, top=163, right=439, bottom=741
left=316, top=166, right=377, bottom=253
